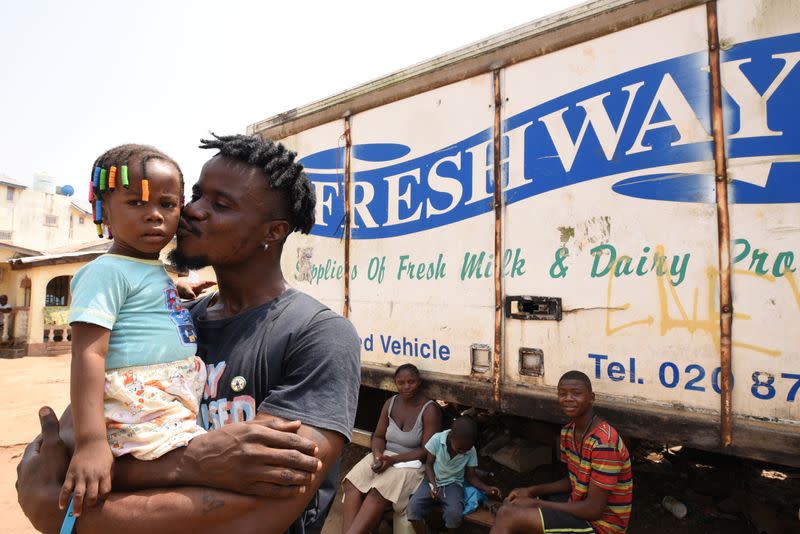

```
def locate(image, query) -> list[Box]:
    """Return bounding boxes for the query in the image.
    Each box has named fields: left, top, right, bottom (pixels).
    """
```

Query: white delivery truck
left=249, top=0, right=800, bottom=466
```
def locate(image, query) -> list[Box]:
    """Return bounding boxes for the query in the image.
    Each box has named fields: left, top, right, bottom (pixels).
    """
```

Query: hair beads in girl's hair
left=108, top=166, right=117, bottom=190
left=99, top=168, right=108, bottom=192
left=95, top=223, right=103, bottom=238
left=141, top=179, right=149, bottom=202
left=120, top=165, right=129, bottom=188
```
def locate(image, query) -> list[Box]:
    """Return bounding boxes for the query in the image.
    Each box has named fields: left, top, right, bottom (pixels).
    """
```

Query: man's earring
left=262, top=242, right=269, bottom=251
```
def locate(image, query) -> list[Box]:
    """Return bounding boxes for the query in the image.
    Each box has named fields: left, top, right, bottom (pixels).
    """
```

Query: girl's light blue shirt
left=68, top=254, right=197, bottom=370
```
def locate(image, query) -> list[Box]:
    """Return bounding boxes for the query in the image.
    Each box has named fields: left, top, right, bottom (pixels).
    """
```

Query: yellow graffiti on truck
left=605, top=245, right=800, bottom=357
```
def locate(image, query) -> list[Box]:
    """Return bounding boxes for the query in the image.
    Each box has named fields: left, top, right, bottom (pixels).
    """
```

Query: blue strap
left=59, top=497, right=76, bottom=534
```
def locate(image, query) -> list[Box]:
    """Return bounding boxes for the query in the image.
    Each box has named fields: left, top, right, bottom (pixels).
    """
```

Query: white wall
left=0, top=185, right=96, bottom=251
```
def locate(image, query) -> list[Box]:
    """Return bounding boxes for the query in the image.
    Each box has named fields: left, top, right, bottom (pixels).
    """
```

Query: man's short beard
left=168, top=247, right=211, bottom=271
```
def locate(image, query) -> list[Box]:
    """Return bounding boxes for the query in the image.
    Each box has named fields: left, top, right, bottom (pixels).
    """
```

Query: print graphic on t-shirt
left=164, top=287, right=197, bottom=344
left=199, top=360, right=256, bottom=430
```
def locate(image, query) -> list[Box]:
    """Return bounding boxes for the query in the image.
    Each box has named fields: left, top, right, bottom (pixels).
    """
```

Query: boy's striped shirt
left=559, top=419, right=633, bottom=534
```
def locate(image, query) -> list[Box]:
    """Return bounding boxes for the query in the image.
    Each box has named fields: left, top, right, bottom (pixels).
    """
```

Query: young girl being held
left=60, top=145, right=205, bottom=517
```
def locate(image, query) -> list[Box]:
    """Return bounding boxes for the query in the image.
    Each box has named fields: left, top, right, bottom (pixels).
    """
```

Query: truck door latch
left=505, top=296, right=562, bottom=321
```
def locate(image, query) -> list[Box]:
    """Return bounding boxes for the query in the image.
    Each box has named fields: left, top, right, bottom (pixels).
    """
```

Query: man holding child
left=16, top=134, right=360, bottom=534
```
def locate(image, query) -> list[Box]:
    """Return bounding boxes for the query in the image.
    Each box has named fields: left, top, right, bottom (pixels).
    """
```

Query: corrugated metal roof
left=0, top=179, right=27, bottom=189
left=45, top=240, right=111, bottom=255
left=9, top=250, right=103, bottom=268
left=0, top=242, right=42, bottom=256
left=70, top=202, right=92, bottom=216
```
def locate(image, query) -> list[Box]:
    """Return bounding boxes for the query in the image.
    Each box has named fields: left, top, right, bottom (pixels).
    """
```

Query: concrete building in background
left=0, top=172, right=96, bottom=252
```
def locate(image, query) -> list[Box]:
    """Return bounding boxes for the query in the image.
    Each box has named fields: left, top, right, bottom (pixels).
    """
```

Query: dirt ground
left=0, top=353, right=71, bottom=534
left=2, top=354, right=798, bottom=533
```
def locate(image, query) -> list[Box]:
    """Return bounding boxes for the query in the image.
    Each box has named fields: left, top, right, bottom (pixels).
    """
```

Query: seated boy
left=491, top=371, right=633, bottom=534
left=407, top=416, right=501, bottom=533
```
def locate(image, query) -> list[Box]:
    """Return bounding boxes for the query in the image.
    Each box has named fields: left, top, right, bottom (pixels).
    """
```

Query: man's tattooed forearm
left=202, top=492, right=225, bottom=515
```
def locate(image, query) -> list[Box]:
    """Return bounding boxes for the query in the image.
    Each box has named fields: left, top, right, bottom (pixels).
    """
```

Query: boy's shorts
left=538, top=507, right=596, bottom=533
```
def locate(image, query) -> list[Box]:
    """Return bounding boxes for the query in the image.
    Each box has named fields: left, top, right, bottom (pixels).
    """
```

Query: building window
left=0, top=231, right=11, bottom=240
left=79, top=217, right=85, bottom=224
left=45, top=276, right=71, bottom=306
left=6, top=188, right=13, bottom=202
left=45, top=215, right=58, bottom=226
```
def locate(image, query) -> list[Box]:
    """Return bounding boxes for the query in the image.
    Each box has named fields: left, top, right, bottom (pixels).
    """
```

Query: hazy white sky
left=0, top=0, right=584, bottom=205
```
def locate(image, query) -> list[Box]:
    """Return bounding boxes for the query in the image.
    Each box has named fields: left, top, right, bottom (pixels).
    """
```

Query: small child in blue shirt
left=59, top=145, right=205, bottom=517
left=407, top=416, right=501, bottom=532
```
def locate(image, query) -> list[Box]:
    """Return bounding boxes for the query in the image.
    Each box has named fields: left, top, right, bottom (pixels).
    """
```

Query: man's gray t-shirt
left=189, top=288, right=360, bottom=534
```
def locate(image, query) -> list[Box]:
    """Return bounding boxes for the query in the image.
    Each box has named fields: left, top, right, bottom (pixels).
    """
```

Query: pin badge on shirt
left=231, top=376, right=247, bottom=392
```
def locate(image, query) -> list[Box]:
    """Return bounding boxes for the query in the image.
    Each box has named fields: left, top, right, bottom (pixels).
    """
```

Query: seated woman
left=342, top=364, right=441, bottom=534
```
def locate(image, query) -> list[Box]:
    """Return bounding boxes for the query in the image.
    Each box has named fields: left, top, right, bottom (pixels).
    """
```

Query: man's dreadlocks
left=199, top=134, right=315, bottom=234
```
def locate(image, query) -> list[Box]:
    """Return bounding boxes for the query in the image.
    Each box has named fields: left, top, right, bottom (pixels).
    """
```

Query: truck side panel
left=719, top=0, right=800, bottom=423
left=500, top=6, right=726, bottom=415
left=348, top=75, right=496, bottom=377
left=279, top=120, right=347, bottom=313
